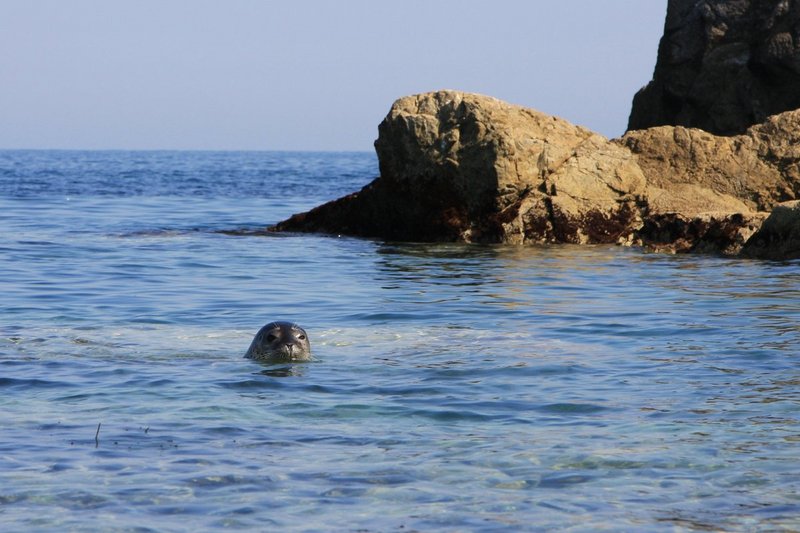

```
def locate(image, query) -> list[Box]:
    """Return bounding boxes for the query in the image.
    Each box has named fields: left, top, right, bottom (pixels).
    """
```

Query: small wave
left=0, top=377, right=74, bottom=390
left=537, top=403, right=609, bottom=414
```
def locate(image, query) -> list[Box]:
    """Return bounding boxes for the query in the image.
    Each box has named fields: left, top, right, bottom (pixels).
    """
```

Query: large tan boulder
left=275, top=90, right=647, bottom=244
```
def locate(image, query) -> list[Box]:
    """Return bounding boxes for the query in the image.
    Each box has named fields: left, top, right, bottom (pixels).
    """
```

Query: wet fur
left=245, top=321, right=311, bottom=362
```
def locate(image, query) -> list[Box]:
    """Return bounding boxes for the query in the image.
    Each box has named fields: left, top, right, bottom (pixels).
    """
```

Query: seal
left=244, top=321, right=311, bottom=362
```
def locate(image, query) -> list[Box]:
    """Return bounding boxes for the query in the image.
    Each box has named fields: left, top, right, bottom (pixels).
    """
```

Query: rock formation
left=615, top=110, right=800, bottom=255
left=271, top=90, right=800, bottom=258
left=275, top=91, right=647, bottom=245
left=269, top=1, right=800, bottom=259
left=628, top=0, right=800, bottom=136
left=620, top=109, right=800, bottom=212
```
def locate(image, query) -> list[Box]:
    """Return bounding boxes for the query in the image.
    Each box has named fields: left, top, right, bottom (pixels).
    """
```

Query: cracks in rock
left=542, top=196, right=557, bottom=241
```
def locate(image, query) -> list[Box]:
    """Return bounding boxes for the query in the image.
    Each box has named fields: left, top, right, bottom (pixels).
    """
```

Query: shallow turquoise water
left=1, top=151, right=799, bottom=531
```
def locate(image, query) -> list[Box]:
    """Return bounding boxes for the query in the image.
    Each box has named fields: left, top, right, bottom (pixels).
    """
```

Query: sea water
left=1, top=150, right=799, bottom=532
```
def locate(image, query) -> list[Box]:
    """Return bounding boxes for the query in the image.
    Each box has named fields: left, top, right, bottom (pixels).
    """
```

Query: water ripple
left=1, top=151, right=799, bottom=531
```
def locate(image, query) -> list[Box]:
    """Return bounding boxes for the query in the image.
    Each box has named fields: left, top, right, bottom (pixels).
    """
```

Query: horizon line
left=0, top=147, right=376, bottom=154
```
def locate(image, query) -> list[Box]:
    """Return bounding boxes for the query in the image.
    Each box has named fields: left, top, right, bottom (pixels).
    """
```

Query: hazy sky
left=1, top=1, right=667, bottom=151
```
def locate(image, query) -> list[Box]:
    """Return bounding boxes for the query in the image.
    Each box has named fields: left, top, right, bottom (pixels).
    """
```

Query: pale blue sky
left=1, top=1, right=666, bottom=151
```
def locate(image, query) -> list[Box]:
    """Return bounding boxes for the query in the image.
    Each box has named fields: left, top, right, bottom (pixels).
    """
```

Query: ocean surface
left=1, top=150, right=799, bottom=532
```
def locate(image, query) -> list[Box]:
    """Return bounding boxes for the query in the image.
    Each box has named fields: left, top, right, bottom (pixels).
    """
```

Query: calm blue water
left=1, top=150, right=799, bottom=532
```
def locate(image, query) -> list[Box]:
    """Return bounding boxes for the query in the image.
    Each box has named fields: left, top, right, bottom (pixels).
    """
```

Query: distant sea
left=2, top=150, right=799, bottom=531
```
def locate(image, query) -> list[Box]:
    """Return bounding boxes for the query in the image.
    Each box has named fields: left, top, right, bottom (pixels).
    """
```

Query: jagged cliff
left=629, top=0, right=800, bottom=135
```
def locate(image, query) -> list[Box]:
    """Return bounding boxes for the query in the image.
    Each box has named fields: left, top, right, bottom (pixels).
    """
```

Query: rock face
left=638, top=211, right=768, bottom=255
left=741, top=200, right=800, bottom=258
left=620, top=109, right=800, bottom=212
left=629, top=0, right=800, bottom=136
left=617, top=110, right=800, bottom=255
left=275, top=91, right=647, bottom=245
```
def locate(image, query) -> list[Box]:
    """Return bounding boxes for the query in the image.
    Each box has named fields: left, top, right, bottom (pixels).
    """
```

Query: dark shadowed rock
left=741, top=200, right=800, bottom=258
left=629, top=0, right=800, bottom=135
left=639, top=211, right=768, bottom=255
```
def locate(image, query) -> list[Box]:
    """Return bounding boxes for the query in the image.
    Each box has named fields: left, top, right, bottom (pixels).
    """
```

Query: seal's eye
left=298, top=334, right=306, bottom=340
left=266, top=334, right=277, bottom=342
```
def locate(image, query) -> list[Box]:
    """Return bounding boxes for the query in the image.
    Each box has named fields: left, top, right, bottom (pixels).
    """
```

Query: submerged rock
left=628, top=0, right=800, bottom=136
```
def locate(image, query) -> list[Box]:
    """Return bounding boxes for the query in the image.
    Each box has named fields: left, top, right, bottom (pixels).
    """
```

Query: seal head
left=245, top=321, right=311, bottom=362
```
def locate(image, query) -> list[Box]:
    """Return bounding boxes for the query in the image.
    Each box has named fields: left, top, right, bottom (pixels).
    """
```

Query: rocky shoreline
left=271, top=0, right=800, bottom=261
